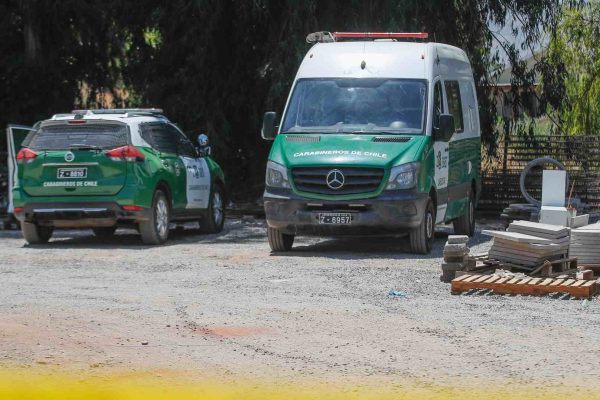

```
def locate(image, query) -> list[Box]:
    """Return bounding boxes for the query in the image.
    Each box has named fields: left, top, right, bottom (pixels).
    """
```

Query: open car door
left=6, top=125, right=34, bottom=215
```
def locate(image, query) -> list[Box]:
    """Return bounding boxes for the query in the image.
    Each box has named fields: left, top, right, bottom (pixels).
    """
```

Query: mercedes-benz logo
left=326, top=169, right=345, bottom=190
left=64, top=151, right=75, bottom=162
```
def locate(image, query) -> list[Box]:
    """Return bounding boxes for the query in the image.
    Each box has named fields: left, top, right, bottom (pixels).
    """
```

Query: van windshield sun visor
left=281, top=78, right=427, bottom=135
left=23, top=124, right=130, bottom=151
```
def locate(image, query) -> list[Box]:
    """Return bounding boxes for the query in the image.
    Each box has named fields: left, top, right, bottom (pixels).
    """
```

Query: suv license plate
left=57, top=168, right=87, bottom=179
left=318, top=213, right=352, bottom=225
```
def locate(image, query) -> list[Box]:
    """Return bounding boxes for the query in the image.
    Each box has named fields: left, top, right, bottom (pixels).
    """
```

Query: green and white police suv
left=261, top=32, right=481, bottom=254
left=8, top=109, right=226, bottom=245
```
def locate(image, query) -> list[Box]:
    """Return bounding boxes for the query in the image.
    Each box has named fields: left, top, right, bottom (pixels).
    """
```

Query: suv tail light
left=106, top=145, right=145, bottom=162
left=122, top=205, right=145, bottom=211
left=16, top=148, right=38, bottom=163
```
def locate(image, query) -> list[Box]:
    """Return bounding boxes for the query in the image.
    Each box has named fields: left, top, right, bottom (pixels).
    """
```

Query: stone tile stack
left=570, top=223, right=600, bottom=265
left=483, top=221, right=570, bottom=270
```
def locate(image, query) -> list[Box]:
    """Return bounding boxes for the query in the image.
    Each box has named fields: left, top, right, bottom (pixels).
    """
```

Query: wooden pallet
left=451, top=274, right=598, bottom=298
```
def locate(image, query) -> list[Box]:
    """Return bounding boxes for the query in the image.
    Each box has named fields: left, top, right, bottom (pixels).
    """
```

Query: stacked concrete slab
left=440, top=235, right=474, bottom=282
left=483, top=221, right=569, bottom=269
left=570, top=223, right=600, bottom=265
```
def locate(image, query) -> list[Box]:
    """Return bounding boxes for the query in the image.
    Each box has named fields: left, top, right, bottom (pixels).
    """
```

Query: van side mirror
left=261, top=112, right=278, bottom=140
left=434, top=114, right=455, bottom=142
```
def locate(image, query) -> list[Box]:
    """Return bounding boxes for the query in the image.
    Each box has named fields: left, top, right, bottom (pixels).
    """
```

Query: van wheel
left=267, top=227, right=294, bottom=252
left=92, top=227, right=117, bottom=238
left=453, top=192, right=475, bottom=236
left=409, top=199, right=435, bottom=254
left=139, top=190, right=170, bottom=245
left=200, top=185, right=225, bottom=234
left=21, top=222, right=53, bottom=244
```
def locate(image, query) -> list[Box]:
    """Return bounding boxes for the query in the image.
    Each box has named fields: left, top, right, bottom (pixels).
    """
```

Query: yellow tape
left=0, top=369, right=597, bottom=400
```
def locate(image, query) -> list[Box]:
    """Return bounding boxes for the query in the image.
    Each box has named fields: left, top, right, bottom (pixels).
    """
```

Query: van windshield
left=281, top=78, right=427, bottom=134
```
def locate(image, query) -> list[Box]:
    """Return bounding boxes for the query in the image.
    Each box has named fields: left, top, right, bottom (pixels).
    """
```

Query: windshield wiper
left=69, top=144, right=103, bottom=151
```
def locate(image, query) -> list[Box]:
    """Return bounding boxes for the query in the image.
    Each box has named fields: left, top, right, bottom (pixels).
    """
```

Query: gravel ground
left=0, top=218, right=599, bottom=393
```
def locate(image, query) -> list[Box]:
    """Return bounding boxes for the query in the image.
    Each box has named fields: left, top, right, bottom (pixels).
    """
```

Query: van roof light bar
left=70, top=108, right=165, bottom=116
left=334, top=32, right=429, bottom=40
left=306, top=31, right=429, bottom=43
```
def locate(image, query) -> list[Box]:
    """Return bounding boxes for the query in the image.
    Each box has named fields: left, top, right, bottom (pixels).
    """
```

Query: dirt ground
left=0, top=218, right=599, bottom=394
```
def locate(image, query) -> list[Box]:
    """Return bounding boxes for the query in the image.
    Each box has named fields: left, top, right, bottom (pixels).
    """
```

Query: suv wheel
left=200, top=185, right=225, bottom=234
left=92, top=227, right=117, bottom=238
left=453, top=192, right=475, bottom=236
left=267, top=227, right=294, bottom=252
left=139, top=190, right=170, bottom=245
left=21, top=222, right=53, bottom=244
left=409, top=199, right=435, bottom=254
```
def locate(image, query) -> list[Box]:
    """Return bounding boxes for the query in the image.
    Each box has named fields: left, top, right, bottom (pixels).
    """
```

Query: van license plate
left=318, top=213, right=352, bottom=225
left=57, top=168, right=87, bottom=179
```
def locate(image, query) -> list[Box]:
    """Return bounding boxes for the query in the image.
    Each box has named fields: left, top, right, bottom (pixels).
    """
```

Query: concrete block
left=444, top=254, right=468, bottom=263
left=442, top=262, right=466, bottom=272
left=540, top=206, right=569, bottom=226
left=542, top=170, right=566, bottom=207
left=576, top=270, right=594, bottom=280
left=447, top=235, right=469, bottom=245
left=570, top=214, right=590, bottom=228
left=440, top=270, right=456, bottom=283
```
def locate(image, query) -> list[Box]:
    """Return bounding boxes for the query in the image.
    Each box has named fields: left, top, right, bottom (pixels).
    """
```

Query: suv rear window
left=24, top=123, right=129, bottom=151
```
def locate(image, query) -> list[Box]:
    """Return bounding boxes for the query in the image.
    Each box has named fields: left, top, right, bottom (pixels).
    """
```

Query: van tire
left=92, top=227, right=117, bottom=238
left=453, top=193, right=475, bottom=236
left=200, top=185, right=225, bottom=234
left=409, top=199, right=435, bottom=254
left=267, top=227, right=294, bottom=252
left=21, top=222, right=53, bottom=244
left=139, top=190, right=170, bottom=245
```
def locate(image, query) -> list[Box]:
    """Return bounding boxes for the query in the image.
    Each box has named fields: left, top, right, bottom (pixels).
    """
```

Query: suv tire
left=200, top=185, right=225, bottom=234
left=267, top=227, right=294, bottom=252
left=139, top=190, right=170, bottom=245
left=93, top=227, right=117, bottom=238
left=453, top=192, right=475, bottom=236
left=21, top=222, right=53, bottom=244
left=409, top=198, right=435, bottom=254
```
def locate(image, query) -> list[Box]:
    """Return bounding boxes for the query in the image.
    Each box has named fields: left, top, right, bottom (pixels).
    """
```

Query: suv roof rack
left=306, top=31, right=429, bottom=44
left=70, top=108, right=165, bottom=116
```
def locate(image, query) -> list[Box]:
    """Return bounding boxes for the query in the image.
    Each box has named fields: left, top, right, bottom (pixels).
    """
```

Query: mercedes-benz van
left=261, top=32, right=481, bottom=254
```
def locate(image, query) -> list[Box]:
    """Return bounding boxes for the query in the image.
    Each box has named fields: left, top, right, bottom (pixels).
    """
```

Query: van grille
left=372, top=137, right=411, bottom=143
left=291, top=167, right=384, bottom=195
left=285, top=135, right=320, bottom=143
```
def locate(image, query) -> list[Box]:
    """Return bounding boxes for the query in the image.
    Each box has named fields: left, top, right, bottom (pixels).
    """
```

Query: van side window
left=444, top=81, right=464, bottom=133
left=140, top=123, right=178, bottom=154
left=433, top=81, right=444, bottom=129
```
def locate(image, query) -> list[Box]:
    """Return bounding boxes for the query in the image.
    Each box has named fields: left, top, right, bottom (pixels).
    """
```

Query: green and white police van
left=261, top=32, right=481, bottom=254
left=8, top=109, right=226, bottom=245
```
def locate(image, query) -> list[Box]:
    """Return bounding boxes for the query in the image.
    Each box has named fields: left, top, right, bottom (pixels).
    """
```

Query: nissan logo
left=64, top=152, right=75, bottom=162
left=326, top=169, right=345, bottom=190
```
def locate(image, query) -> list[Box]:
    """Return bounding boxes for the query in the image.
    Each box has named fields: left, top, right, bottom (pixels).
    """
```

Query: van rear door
left=7, top=125, right=35, bottom=212
left=19, top=121, right=130, bottom=197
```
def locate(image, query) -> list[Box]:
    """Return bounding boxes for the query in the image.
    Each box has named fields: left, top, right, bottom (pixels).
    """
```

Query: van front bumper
left=263, top=188, right=429, bottom=236
left=14, top=201, right=151, bottom=228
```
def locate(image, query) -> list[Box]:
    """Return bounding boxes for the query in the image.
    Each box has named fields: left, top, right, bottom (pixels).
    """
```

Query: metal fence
left=479, top=135, right=600, bottom=213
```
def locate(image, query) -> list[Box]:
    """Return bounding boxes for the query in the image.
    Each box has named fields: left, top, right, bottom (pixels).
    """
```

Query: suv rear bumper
left=263, top=188, right=428, bottom=236
left=14, top=201, right=151, bottom=228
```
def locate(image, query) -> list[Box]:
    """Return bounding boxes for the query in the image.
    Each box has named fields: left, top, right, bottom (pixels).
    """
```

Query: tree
left=547, top=1, right=600, bottom=135
left=0, top=0, right=581, bottom=200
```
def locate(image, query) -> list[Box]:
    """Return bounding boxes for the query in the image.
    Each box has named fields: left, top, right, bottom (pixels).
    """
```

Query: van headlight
left=386, top=162, right=419, bottom=190
left=265, top=161, right=290, bottom=188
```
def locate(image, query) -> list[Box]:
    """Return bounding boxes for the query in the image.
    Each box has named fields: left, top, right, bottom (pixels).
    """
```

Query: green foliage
left=547, top=1, right=600, bottom=135
left=0, top=0, right=579, bottom=198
